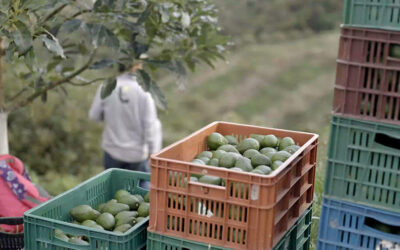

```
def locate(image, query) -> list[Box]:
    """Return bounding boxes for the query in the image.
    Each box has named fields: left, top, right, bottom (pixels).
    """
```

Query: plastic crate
left=324, top=115, right=400, bottom=213
left=338, top=27, right=400, bottom=69
left=149, top=121, right=318, bottom=250
left=147, top=204, right=312, bottom=250
left=343, top=0, right=400, bottom=31
left=317, top=197, right=400, bottom=250
left=24, top=169, right=150, bottom=250
left=333, top=50, right=400, bottom=125
left=0, top=217, right=24, bottom=250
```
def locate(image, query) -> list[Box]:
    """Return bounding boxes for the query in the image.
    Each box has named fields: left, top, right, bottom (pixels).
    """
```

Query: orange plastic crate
left=149, top=122, right=318, bottom=250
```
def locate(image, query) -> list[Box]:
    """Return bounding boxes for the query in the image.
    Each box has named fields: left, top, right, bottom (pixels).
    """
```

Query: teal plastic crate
left=147, top=204, right=312, bottom=250
left=325, top=115, right=400, bottom=213
left=24, top=169, right=150, bottom=250
left=344, top=0, right=400, bottom=31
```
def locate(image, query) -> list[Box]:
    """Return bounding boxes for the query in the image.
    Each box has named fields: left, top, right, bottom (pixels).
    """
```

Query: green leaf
left=101, top=78, right=117, bottom=99
left=59, top=19, right=82, bottom=34
left=89, top=59, right=116, bottom=69
left=136, top=69, right=151, bottom=91
left=12, top=20, right=32, bottom=54
left=23, top=0, right=50, bottom=10
left=149, top=82, right=167, bottom=110
left=85, top=23, right=120, bottom=50
left=41, top=35, right=65, bottom=58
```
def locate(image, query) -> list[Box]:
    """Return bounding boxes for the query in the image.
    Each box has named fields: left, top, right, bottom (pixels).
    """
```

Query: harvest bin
left=24, top=169, right=150, bottom=250
left=343, top=0, right=400, bottom=31
left=149, top=121, right=318, bottom=250
left=147, top=203, right=313, bottom=250
left=324, top=115, right=400, bottom=213
left=333, top=43, right=400, bottom=125
left=317, top=197, right=400, bottom=250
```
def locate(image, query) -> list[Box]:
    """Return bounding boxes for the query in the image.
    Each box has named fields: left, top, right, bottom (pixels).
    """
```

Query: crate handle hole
left=363, top=217, right=400, bottom=238
left=375, top=133, right=400, bottom=150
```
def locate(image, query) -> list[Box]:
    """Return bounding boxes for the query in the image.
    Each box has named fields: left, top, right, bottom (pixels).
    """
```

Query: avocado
left=116, top=195, right=140, bottom=210
left=208, top=158, right=219, bottom=166
left=251, top=154, right=271, bottom=167
left=144, top=191, right=150, bottom=202
left=116, top=216, right=137, bottom=227
left=255, top=165, right=272, bottom=175
left=243, top=149, right=259, bottom=159
left=102, top=202, right=130, bottom=216
left=230, top=167, right=244, bottom=172
left=237, top=138, right=260, bottom=153
left=250, top=134, right=265, bottom=143
left=133, top=194, right=144, bottom=203
left=283, top=145, right=300, bottom=154
left=217, top=144, right=239, bottom=153
left=212, top=150, right=227, bottom=160
left=272, top=160, right=283, bottom=170
left=96, top=203, right=106, bottom=213
left=259, top=147, right=277, bottom=156
left=55, top=229, right=69, bottom=242
left=115, top=211, right=138, bottom=221
left=278, top=137, right=295, bottom=151
left=113, top=224, right=132, bottom=233
left=136, top=217, right=146, bottom=223
left=69, top=237, right=89, bottom=245
left=271, top=151, right=291, bottom=163
left=69, top=205, right=99, bottom=222
left=234, top=157, right=253, bottom=172
left=224, top=135, right=238, bottom=145
left=191, top=159, right=206, bottom=165
left=197, top=151, right=213, bottom=159
left=197, top=156, right=210, bottom=164
left=207, top=132, right=227, bottom=150
left=114, top=190, right=131, bottom=200
left=261, top=135, right=279, bottom=148
left=96, top=213, right=115, bottom=230
left=199, top=175, right=222, bottom=186
left=250, top=169, right=264, bottom=175
left=137, top=203, right=150, bottom=217
left=219, top=154, right=236, bottom=168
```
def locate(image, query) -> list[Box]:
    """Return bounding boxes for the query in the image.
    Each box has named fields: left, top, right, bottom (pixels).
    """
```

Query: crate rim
left=151, top=121, right=318, bottom=179
left=24, top=168, right=150, bottom=237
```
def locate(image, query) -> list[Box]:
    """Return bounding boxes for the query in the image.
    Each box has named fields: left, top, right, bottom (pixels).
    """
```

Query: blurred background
left=6, top=1, right=344, bottom=248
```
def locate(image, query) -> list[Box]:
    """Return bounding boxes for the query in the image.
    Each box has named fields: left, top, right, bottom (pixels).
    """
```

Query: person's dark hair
left=118, top=63, right=126, bottom=73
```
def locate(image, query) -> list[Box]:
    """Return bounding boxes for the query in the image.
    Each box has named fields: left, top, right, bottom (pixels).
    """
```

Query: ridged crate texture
left=149, top=121, right=318, bottom=250
left=343, top=0, right=400, bottom=31
left=317, top=197, right=400, bottom=250
left=333, top=49, right=400, bottom=125
left=324, top=115, right=400, bottom=213
left=147, top=203, right=313, bottom=250
left=24, top=169, right=150, bottom=250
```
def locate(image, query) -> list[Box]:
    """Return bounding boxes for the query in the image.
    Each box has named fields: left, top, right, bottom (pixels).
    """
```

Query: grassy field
left=21, top=30, right=339, bottom=248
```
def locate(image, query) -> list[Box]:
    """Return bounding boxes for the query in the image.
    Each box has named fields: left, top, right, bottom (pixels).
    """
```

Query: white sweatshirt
left=89, top=73, right=162, bottom=162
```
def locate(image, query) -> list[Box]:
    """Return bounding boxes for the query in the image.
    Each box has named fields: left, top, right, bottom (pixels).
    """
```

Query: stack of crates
left=318, top=1, right=400, bottom=249
left=148, top=121, right=319, bottom=249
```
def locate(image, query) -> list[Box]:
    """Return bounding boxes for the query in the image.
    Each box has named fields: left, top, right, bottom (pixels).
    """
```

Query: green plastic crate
left=343, top=0, right=400, bottom=31
left=24, top=168, right=150, bottom=250
left=325, top=115, right=400, bottom=213
left=147, top=204, right=312, bottom=250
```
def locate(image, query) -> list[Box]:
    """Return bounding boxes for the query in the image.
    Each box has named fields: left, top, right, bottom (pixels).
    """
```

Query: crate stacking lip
left=24, top=169, right=150, bottom=250
left=343, top=0, right=400, bottom=31
left=333, top=31, right=400, bottom=125
left=146, top=203, right=313, bottom=250
left=149, top=121, right=318, bottom=250
left=317, top=197, right=400, bottom=250
left=0, top=217, right=24, bottom=250
left=324, top=115, right=400, bottom=213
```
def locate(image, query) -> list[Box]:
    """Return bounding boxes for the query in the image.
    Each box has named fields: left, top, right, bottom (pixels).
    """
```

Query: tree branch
left=6, top=87, right=29, bottom=103
left=8, top=51, right=96, bottom=113
left=40, top=3, right=68, bottom=25
left=68, top=77, right=108, bottom=86
left=0, top=37, right=5, bottom=112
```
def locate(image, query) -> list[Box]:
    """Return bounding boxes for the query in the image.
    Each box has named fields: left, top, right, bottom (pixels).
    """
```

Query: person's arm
left=141, top=93, right=161, bottom=156
left=88, top=85, right=104, bottom=122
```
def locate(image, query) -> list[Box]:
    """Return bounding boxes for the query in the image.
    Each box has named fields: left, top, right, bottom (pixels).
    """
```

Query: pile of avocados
left=55, top=189, right=150, bottom=245
left=189, top=132, right=300, bottom=186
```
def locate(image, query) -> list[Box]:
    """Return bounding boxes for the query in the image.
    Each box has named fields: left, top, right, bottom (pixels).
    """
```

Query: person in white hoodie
left=89, top=63, right=162, bottom=173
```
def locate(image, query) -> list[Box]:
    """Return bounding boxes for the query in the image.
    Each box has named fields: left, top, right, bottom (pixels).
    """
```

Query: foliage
left=0, top=0, right=228, bottom=112
left=215, top=0, right=342, bottom=42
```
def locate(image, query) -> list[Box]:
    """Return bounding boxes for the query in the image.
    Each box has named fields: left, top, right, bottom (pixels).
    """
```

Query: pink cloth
left=0, top=155, right=48, bottom=233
